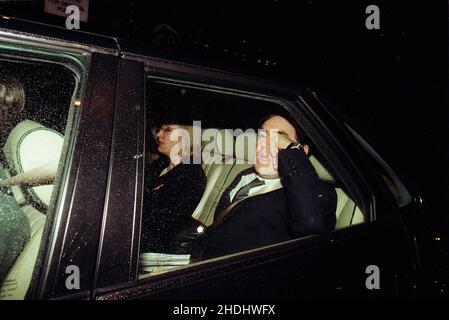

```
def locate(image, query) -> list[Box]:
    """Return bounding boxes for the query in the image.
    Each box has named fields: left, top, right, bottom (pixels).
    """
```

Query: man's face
left=155, top=124, right=181, bottom=157
left=255, top=116, right=297, bottom=179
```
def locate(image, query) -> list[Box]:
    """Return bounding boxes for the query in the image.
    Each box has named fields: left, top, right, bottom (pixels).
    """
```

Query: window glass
left=345, top=124, right=412, bottom=207
left=0, top=50, right=84, bottom=299
left=139, top=79, right=365, bottom=279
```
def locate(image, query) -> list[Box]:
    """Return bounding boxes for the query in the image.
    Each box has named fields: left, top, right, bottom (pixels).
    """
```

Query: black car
left=0, top=17, right=435, bottom=300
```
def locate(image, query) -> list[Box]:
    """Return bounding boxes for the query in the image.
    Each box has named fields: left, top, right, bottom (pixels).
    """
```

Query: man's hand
left=276, top=133, right=295, bottom=150
left=269, top=132, right=295, bottom=171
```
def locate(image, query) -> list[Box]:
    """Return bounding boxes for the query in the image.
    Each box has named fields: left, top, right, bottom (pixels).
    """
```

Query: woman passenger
left=141, top=122, right=206, bottom=254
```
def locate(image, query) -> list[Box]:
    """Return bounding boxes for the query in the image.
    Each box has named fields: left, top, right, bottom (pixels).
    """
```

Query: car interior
left=0, top=59, right=74, bottom=299
left=139, top=81, right=365, bottom=277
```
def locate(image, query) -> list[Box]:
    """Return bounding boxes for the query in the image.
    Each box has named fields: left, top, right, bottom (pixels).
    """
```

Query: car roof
left=0, top=16, right=308, bottom=92
left=0, top=15, right=118, bottom=50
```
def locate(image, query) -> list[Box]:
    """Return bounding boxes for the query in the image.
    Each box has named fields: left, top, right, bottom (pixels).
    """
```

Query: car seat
left=0, top=120, right=63, bottom=300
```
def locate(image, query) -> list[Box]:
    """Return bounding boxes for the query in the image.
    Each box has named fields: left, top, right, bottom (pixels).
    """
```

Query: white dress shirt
left=229, top=173, right=281, bottom=202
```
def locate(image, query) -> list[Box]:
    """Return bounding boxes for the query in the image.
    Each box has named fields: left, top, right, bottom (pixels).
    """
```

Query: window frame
left=345, top=123, right=413, bottom=208
left=32, top=51, right=119, bottom=300
left=91, top=57, right=146, bottom=291
left=0, top=38, right=97, bottom=299
left=0, top=29, right=123, bottom=299
left=130, top=61, right=375, bottom=281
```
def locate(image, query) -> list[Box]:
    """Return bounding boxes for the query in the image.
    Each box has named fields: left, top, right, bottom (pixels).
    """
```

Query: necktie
left=231, top=177, right=265, bottom=203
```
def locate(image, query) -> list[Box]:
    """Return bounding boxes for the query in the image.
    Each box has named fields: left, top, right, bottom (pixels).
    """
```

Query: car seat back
left=192, top=129, right=237, bottom=226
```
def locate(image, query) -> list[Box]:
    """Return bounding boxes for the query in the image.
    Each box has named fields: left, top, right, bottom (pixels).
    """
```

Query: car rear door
left=92, top=56, right=420, bottom=300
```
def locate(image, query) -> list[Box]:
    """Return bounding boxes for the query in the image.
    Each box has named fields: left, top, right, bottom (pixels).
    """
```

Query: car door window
left=345, top=124, right=413, bottom=207
left=0, top=43, right=87, bottom=300
left=138, top=79, right=367, bottom=280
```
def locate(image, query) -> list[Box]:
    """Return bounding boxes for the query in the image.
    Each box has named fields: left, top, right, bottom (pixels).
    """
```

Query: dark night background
left=1, top=0, right=448, bottom=276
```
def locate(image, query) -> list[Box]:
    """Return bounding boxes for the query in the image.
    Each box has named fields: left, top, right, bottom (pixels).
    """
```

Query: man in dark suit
left=192, top=114, right=337, bottom=260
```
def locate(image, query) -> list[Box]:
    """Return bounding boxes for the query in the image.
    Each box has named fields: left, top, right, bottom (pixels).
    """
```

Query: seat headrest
left=234, top=130, right=257, bottom=163
left=3, top=120, right=64, bottom=209
left=201, top=129, right=234, bottom=164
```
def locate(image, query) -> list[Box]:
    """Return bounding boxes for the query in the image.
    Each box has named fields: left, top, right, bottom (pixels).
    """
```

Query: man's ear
left=303, top=144, right=310, bottom=155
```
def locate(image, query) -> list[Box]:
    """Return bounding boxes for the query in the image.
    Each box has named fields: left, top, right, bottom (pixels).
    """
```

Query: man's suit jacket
left=193, top=148, right=337, bottom=260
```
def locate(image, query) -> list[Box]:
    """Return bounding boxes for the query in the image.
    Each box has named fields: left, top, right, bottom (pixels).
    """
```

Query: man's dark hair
left=0, top=74, right=26, bottom=121
left=0, top=75, right=26, bottom=150
left=259, top=111, right=311, bottom=146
